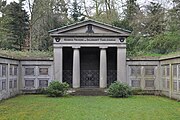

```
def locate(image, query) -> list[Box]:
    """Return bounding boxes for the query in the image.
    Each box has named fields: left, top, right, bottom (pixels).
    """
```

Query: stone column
left=100, top=48, right=107, bottom=88
left=54, top=47, right=63, bottom=82
left=117, top=47, right=127, bottom=83
left=73, top=47, right=80, bottom=88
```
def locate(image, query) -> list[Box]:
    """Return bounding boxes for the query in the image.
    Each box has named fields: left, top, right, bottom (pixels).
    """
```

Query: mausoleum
left=49, top=19, right=130, bottom=88
left=0, top=19, right=180, bottom=100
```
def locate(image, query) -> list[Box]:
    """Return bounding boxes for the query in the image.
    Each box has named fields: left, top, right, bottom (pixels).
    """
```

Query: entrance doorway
left=80, top=47, right=100, bottom=87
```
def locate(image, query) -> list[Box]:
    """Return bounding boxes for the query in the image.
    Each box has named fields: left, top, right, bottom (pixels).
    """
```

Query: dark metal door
left=80, top=70, right=99, bottom=87
left=80, top=48, right=100, bottom=87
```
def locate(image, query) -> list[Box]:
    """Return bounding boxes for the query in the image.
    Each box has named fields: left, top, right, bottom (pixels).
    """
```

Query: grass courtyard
left=0, top=95, right=180, bottom=120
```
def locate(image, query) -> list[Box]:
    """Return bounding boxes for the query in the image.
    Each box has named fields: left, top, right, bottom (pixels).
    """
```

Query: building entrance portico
left=49, top=19, right=130, bottom=88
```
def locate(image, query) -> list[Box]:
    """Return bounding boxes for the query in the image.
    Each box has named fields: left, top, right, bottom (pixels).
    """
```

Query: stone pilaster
left=117, top=47, right=127, bottom=83
left=54, top=47, right=63, bottom=82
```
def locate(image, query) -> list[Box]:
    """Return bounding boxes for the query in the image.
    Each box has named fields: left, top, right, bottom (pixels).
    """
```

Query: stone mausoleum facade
left=49, top=19, right=130, bottom=88
left=0, top=20, right=180, bottom=100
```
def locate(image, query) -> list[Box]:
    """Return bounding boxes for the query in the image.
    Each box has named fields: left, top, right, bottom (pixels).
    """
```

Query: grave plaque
left=25, top=68, right=34, bottom=76
left=10, top=66, right=13, bottom=76
left=25, top=79, right=34, bottom=87
left=9, top=80, right=12, bottom=89
left=145, top=67, right=155, bottom=75
left=131, top=66, right=141, bottom=76
left=14, top=66, right=18, bottom=76
left=39, top=68, right=48, bottom=75
left=2, top=65, right=6, bottom=76
left=162, top=66, right=166, bottom=76
left=173, top=81, right=177, bottom=91
left=162, top=79, right=166, bottom=89
left=145, top=80, right=154, bottom=87
left=173, top=65, right=177, bottom=77
left=167, top=67, right=170, bottom=76
left=2, top=79, right=6, bottom=90
left=39, top=79, right=48, bottom=87
left=14, top=79, right=17, bottom=88
left=167, top=80, right=169, bottom=89
left=131, top=80, right=140, bottom=87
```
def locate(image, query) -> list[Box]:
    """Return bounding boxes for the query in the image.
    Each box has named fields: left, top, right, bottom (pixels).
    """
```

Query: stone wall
left=127, top=60, right=160, bottom=91
left=1, top=54, right=180, bottom=100
left=0, top=57, right=53, bottom=100
left=20, top=60, right=53, bottom=93
left=160, top=56, right=180, bottom=100
left=127, top=55, right=180, bottom=100
left=0, top=57, right=19, bottom=100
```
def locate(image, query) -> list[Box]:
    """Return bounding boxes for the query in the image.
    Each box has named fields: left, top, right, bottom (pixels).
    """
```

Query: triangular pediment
left=49, top=19, right=131, bottom=37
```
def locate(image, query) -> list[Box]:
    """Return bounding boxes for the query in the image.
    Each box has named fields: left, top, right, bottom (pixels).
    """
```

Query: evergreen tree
left=2, top=1, right=29, bottom=50
left=0, top=17, right=12, bottom=49
left=71, top=0, right=84, bottom=22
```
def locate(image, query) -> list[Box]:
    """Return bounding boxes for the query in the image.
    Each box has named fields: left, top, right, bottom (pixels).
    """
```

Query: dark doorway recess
left=107, top=47, right=117, bottom=87
left=80, top=47, right=100, bottom=87
left=63, top=47, right=73, bottom=87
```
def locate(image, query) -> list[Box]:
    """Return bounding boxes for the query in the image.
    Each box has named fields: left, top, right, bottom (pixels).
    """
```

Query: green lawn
left=0, top=95, right=180, bottom=120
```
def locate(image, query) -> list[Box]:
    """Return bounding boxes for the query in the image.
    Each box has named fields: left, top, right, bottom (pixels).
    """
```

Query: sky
left=6, top=0, right=173, bottom=7
left=4, top=0, right=173, bottom=15
left=0, top=0, right=172, bottom=18
left=6, top=0, right=18, bottom=4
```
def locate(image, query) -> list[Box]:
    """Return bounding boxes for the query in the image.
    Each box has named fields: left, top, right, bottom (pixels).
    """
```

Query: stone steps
left=69, top=88, right=107, bottom=96
left=21, top=89, right=40, bottom=94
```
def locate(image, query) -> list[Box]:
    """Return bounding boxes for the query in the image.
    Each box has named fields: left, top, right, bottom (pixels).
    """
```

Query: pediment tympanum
left=49, top=19, right=131, bottom=37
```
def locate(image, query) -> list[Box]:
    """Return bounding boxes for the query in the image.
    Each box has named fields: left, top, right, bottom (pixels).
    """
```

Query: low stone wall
left=1, top=54, right=180, bottom=100
left=160, top=56, right=180, bottom=100
left=0, top=57, right=19, bottom=100
left=0, top=57, right=53, bottom=100
left=127, top=59, right=160, bottom=91
left=127, top=55, right=180, bottom=100
left=20, top=59, right=53, bottom=93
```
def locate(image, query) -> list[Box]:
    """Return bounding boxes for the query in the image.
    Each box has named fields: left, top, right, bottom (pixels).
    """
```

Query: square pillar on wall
left=54, top=47, right=63, bottom=82
left=117, top=47, right=127, bottom=83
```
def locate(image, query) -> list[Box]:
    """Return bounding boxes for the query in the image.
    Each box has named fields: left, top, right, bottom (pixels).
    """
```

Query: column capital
left=54, top=46, right=63, bottom=48
left=117, top=44, right=126, bottom=48
left=72, top=46, right=81, bottom=49
left=99, top=46, right=108, bottom=49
